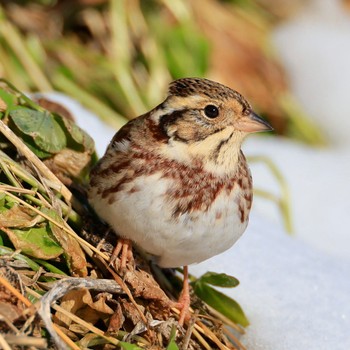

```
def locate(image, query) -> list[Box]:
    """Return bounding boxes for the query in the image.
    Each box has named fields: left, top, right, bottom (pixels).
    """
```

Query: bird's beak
left=234, top=111, right=273, bottom=133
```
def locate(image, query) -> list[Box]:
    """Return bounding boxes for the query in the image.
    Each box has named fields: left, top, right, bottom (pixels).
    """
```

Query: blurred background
left=1, top=2, right=350, bottom=347
left=0, top=0, right=337, bottom=145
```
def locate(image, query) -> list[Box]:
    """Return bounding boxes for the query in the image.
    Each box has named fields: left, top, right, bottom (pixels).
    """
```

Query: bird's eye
left=204, top=105, right=219, bottom=118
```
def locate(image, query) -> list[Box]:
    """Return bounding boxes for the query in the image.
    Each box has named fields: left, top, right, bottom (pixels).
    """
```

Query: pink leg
left=110, top=238, right=133, bottom=270
left=177, top=266, right=191, bottom=326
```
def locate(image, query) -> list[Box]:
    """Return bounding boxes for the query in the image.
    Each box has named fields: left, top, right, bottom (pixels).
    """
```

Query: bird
left=88, top=77, right=272, bottom=325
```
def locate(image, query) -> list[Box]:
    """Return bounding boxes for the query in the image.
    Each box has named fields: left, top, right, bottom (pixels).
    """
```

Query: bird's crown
left=168, top=77, right=251, bottom=112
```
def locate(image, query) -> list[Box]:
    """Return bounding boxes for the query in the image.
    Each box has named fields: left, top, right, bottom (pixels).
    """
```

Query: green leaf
left=193, top=282, right=249, bottom=327
left=119, top=342, right=143, bottom=350
left=59, top=116, right=95, bottom=153
left=5, top=226, right=64, bottom=260
left=195, top=271, right=239, bottom=288
left=10, top=108, right=66, bottom=153
left=166, top=326, right=179, bottom=350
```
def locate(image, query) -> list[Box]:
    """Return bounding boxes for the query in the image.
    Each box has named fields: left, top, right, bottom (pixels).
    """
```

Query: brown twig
left=35, top=278, right=124, bottom=350
left=0, top=274, right=31, bottom=307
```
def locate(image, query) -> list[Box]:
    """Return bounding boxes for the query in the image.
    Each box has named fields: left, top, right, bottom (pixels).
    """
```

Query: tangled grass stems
left=2, top=190, right=109, bottom=261
left=0, top=150, right=82, bottom=227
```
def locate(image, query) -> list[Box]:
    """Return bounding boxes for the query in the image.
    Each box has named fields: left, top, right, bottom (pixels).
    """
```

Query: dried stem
left=0, top=120, right=72, bottom=203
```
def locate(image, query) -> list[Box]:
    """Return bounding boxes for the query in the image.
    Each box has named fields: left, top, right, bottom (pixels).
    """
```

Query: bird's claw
left=110, top=238, right=134, bottom=272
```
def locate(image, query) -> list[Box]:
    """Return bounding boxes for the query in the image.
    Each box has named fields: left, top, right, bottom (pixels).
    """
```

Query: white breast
left=90, top=173, right=248, bottom=268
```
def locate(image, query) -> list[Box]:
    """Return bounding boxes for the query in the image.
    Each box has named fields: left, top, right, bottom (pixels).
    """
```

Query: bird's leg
left=176, top=265, right=191, bottom=326
left=110, top=238, right=133, bottom=270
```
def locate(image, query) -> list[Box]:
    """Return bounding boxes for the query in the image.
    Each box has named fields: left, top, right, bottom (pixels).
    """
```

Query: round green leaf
left=7, top=226, right=63, bottom=260
left=10, top=108, right=66, bottom=153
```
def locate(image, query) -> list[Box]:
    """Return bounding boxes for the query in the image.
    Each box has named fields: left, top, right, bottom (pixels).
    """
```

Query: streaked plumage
left=89, top=78, right=272, bottom=268
left=89, top=78, right=272, bottom=325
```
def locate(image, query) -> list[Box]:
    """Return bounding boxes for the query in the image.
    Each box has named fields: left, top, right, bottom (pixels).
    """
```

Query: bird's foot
left=175, top=291, right=191, bottom=326
left=173, top=266, right=191, bottom=326
left=110, top=238, right=134, bottom=272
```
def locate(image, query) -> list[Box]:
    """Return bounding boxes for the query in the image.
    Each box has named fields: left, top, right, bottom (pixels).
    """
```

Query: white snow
left=272, top=0, right=350, bottom=147
left=244, top=137, right=350, bottom=262
left=38, top=0, right=350, bottom=348
left=191, top=212, right=350, bottom=350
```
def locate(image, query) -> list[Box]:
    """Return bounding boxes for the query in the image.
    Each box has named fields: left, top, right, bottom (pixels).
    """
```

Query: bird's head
left=149, top=78, right=272, bottom=173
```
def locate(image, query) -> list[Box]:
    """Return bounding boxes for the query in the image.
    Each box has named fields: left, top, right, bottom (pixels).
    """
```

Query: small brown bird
left=88, top=78, right=272, bottom=325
